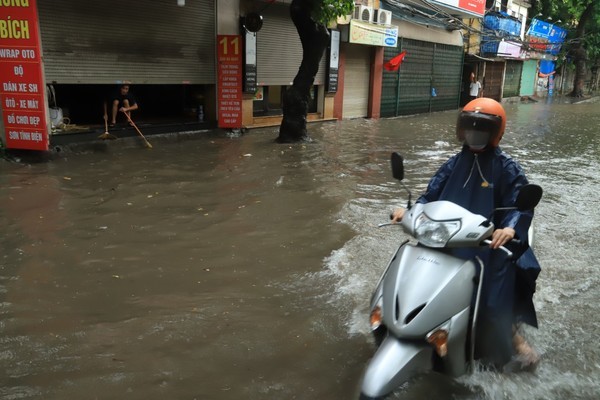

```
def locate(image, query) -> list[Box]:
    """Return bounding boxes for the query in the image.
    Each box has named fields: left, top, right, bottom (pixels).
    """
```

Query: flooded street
left=1, top=99, right=599, bottom=400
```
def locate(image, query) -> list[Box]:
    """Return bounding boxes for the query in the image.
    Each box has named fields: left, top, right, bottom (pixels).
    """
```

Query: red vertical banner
left=0, top=0, right=49, bottom=151
left=217, top=35, right=242, bottom=129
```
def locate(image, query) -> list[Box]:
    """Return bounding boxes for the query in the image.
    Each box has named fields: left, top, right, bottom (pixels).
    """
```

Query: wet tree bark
left=569, top=44, right=587, bottom=98
left=276, top=0, right=330, bottom=143
left=568, top=2, right=595, bottom=98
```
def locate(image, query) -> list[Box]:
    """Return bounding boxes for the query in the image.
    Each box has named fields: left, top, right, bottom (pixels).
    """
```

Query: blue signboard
left=539, top=60, right=555, bottom=75
left=526, top=18, right=567, bottom=55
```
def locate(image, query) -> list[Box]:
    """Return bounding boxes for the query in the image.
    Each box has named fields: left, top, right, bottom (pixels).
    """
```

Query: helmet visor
left=464, top=130, right=491, bottom=150
left=457, top=111, right=503, bottom=149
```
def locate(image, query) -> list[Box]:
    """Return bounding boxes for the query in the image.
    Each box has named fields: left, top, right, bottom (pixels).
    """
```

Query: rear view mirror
left=515, top=184, right=543, bottom=211
left=391, top=152, right=404, bottom=181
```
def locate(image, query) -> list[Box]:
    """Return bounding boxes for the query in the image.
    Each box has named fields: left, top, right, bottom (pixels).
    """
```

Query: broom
left=123, top=110, right=153, bottom=149
left=98, top=102, right=117, bottom=140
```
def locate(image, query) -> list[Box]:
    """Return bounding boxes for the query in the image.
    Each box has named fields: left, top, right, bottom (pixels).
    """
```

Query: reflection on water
left=1, top=99, right=599, bottom=399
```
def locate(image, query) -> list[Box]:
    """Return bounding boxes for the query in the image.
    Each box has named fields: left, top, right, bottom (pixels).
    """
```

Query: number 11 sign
left=217, top=35, right=242, bottom=129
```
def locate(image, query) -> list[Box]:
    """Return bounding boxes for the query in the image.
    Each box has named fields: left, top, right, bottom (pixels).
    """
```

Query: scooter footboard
left=360, top=336, right=432, bottom=399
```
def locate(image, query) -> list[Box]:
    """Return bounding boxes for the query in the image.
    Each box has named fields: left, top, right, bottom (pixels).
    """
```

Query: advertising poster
left=243, top=30, right=257, bottom=94
left=327, top=30, right=340, bottom=93
left=349, top=20, right=398, bottom=47
left=0, top=0, right=49, bottom=151
left=428, top=0, right=485, bottom=18
left=217, top=35, right=242, bottom=129
left=526, top=19, right=567, bottom=55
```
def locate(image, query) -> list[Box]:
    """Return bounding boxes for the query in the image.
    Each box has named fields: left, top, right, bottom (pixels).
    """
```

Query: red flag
left=384, top=51, right=406, bottom=72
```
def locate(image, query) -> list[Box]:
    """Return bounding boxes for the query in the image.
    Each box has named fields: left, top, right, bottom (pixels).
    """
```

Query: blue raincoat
left=417, top=145, right=540, bottom=366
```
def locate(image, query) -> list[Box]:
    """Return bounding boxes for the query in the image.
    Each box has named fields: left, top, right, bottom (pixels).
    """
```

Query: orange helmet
left=456, top=98, right=506, bottom=149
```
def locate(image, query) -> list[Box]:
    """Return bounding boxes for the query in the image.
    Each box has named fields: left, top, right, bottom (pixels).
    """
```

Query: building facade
left=0, top=0, right=576, bottom=152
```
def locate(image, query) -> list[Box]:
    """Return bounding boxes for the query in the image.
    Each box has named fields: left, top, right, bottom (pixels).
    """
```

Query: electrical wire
left=381, top=0, right=582, bottom=54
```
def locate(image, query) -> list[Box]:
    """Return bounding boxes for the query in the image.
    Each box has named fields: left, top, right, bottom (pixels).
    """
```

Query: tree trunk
left=569, top=2, right=595, bottom=97
left=569, top=44, right=587, bottom=97
left=276, top=0, right=330, bottom=143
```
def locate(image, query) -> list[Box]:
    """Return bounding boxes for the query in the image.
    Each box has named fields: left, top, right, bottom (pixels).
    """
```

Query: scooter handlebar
left=481, top=239, right=513, bottom=258
left=378, top=222, right=401, bottom=228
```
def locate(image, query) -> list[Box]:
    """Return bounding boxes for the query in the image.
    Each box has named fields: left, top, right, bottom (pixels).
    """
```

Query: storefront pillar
left=369, top=47, right=384, bottom=119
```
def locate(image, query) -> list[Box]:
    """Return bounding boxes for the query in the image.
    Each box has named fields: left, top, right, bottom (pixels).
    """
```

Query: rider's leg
left=475, top=253, right=516, bottom=368
left=512, top=325, right=540, bottom=370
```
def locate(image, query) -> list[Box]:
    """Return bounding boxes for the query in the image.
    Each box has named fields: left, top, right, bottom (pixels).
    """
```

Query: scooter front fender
left=360, top=336, right=432, bottom=399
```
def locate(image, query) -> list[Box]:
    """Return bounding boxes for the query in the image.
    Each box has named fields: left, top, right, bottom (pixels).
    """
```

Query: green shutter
left=503, top=60, right=523, bottom=98
left=520, top=60, right=537, bottom=96
left=381, top=38, right=462, bottom=117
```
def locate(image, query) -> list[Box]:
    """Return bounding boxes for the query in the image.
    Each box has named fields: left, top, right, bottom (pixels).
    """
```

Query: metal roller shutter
left=483, top=62, right=504, bottom=101
left=38, top=0, right=215, bottom=84
left=430, top=43, right=463, bottom=112
left=342, top=43, right=370, bottom=119
left=256, top=3, right=326, bottom=86
left=381, top=38, right=462, bottom=117
left=503, top=60, right=523, bottom=98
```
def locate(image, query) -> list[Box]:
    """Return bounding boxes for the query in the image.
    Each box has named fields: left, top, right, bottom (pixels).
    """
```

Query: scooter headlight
left=414, top=213, right=460, bottom=247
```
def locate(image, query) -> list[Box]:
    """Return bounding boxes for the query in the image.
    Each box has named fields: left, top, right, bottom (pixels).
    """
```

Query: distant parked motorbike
left=359, top=153, right=542, bottom=399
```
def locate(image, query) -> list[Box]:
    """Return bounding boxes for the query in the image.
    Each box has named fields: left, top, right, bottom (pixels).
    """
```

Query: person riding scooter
left=391, top=98, right=540, bottom=370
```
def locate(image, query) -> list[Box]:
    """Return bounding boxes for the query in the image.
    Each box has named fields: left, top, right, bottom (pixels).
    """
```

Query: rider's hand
left=390, top=208, right=406, bottom=223
left=490, top=227, right=515, bottom=249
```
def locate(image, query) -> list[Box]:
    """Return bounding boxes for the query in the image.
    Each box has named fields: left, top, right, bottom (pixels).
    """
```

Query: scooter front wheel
left=360, top=336, right=432, bottom=399
left=359, top=393, right=385, bottom=400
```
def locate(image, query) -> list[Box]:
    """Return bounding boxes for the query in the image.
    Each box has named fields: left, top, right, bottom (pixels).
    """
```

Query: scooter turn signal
left=426, top=329, right=449, bottom=357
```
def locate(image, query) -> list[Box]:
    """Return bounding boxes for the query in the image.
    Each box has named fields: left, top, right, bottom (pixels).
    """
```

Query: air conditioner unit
left=353, top=5, right=373, bottom=23
left=375, top=9, right=392, bottom=25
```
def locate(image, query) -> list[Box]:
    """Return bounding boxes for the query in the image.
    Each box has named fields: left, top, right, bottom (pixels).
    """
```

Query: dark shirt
left=112, top=90, right=137, bottom=107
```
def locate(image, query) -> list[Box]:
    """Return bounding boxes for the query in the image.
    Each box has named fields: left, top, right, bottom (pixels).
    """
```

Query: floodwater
left=1, top=98, right=599, bottom=400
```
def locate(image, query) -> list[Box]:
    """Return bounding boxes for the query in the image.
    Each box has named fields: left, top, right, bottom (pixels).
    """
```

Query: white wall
left=393, top=20, right=462, bottom=46
left=217, top=0, right=241, bottom=34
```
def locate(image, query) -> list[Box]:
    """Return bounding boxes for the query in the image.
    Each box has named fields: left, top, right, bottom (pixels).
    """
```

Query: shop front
left=241, top=1, right=328, bottom=128
left=339, top=43, right=372, bottom=119
left=381, top=19, right=463, bottom=117
left=334, top=16, right=398, bottom=120
left=503, top=59, right=523, bottom=98
left=38, top=0, right=216, bottom=130
left=482, top=61, right=505, bottom=101
left=519, top=59, right=538, bottom=97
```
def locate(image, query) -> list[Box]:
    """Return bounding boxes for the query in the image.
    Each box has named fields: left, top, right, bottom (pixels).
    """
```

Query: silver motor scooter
left=359, top=153, right=542, bottom=399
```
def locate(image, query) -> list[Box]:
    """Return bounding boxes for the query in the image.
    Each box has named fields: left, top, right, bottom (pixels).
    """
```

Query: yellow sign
left=349, top=19, right=398, bottom=47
